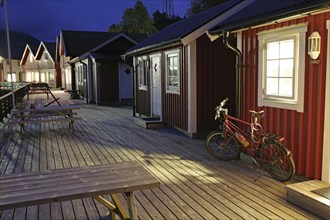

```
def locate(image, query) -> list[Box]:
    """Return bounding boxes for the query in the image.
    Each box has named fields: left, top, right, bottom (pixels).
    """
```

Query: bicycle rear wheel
left=206, top=131, right=241, bottom=160
left=259, top=138, right=295, bottom=181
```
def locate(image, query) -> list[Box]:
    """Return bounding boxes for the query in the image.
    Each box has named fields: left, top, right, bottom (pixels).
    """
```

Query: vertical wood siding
left=241, top=12, right=330, bottom=179
left=163, top=46, right=188, bottom=130
left=196, top=34, right=237, bottom=133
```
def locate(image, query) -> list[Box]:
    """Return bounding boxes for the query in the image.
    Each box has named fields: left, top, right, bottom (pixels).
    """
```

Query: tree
left=108, top=0, right=157, bottom=34
left=152, top=10, right=182, bottom=31
left=187, top=0, right=229, bottom=16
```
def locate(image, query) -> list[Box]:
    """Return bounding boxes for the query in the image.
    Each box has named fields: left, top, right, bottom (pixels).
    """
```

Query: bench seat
left=0, top=161, right=160, bottom=220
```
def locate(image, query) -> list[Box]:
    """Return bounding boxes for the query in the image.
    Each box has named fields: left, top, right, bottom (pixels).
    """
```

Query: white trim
left=35, top=42, right=55, bottom=63
left=137, top=56, right=148, bottom=91
left=165, top=49, right=180, bottom=94
left=322, top=20, right=330, bottom=183
left=181, top=0, right=255, bottom=46
left=257, top=23, right=307, bottom=112
left=187, top=42, right=197, bottom=134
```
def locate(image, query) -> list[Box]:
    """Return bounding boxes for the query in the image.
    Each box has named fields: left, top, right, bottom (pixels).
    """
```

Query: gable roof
left=20, top=44, right=40, bottom=65
left=210, top=0, right=330, bottom=33
left=60, top=30, right=148, bottom=59
left=125, top=0, right=245, bottom=56
left=60, top=30, right=118, bottom=57
left=35, top=42, right=56, bottom=62
left=0, top=30, right=39, bottom=60
left=67, top=32, right=148, bottom=63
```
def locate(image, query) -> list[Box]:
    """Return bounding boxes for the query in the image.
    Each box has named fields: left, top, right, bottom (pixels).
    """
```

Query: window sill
left=166, top=89, right=180, bottom=95
left=258, top=98, right=303, bottom=112
left=139, top=86, right=147, bottom=91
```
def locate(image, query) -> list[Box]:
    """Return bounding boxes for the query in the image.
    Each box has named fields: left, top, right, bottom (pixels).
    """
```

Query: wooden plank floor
left=0, top=90, right=320, bottom=220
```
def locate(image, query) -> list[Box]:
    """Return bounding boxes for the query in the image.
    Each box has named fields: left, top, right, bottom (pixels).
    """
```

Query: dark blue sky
left=1, top=0, right=190, bottom=42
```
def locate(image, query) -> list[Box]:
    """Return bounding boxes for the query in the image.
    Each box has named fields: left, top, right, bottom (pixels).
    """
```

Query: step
left=285, top=180, right=330, bottom=219
left=134, top=117, right=164, bottom=129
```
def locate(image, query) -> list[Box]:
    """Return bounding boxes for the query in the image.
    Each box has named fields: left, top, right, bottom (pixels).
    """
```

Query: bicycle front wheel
left=259, top=138, right=295, bottom=181
left=206, top=131, right=241, bottom=160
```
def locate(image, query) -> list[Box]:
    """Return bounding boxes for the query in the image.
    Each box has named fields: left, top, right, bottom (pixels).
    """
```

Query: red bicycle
left=206, top=98, right=295, bottom=181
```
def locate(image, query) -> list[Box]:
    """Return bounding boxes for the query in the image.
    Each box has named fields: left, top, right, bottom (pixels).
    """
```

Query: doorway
left=150, top=54, right=162, bottom=119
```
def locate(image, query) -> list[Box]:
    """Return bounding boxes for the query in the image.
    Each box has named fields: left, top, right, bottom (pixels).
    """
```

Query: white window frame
left=258, top=23, right=307, bottom=112
left=137, top=56, right=148, bottom=91
left=165, top=49, right=180, bottom=94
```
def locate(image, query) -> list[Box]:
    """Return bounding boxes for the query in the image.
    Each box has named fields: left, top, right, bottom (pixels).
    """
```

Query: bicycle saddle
left=249, top=110, right=264, bottom=118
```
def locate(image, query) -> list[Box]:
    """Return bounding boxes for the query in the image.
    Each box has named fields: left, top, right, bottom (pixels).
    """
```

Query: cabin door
left=150, top=54, right=162, bottom=119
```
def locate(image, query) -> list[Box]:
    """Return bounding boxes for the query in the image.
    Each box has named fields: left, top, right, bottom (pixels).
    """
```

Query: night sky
left=0, top=0, right=190, bottom=42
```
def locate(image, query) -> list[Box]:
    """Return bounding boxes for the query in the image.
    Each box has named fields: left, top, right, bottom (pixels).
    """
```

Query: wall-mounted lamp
left=308, top=31, right=321, bottom=60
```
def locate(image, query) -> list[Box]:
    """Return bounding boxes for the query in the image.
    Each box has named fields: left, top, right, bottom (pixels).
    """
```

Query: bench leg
left=125, top=192, right=137, bottom=220
left=94, top=196, right=116, bottom=219
left=111, top=194, right=130, bottom=220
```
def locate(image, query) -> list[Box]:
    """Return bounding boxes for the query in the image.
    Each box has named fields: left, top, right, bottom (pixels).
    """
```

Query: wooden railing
left=0, top=83, right=29, bottom=122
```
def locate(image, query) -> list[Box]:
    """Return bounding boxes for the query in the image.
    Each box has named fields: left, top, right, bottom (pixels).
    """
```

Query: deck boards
left=0, top=90, right=321, bottom=220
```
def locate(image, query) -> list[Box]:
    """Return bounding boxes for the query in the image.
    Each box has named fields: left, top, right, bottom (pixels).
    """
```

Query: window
left=44, top=52, right=48, bottom=61
left=7, top=72, right=16, bottom=82
left=165, top=50, right=180, bottom=94
left=138, top=57, right=148, bottom=90
left=266, top=39, right=294, bottom=98
left=258, top=24, right=307, bottom=112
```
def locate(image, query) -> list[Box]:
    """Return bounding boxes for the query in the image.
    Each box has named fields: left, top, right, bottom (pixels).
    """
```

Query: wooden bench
left=10, top=105, right=81, bottom=132
left=0, top=161, right=161, bottom=220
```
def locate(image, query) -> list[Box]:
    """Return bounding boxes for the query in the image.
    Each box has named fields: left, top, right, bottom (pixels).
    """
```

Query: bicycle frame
left=220, top=113, right=262, bottom=157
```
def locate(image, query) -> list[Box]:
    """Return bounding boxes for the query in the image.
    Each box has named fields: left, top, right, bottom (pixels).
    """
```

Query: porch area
left=0, top=90, right=321, bottom=220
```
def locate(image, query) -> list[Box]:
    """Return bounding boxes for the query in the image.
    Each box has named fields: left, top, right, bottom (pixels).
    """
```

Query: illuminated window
left=26, top=72, right=32, bottom=82
left=265, top=39, right=294, bottom=98
left=165, top=49, right=180, bottom=94
left=258, top=24, right=307, bottom=112
left=7, top=72, right=16, bottom=82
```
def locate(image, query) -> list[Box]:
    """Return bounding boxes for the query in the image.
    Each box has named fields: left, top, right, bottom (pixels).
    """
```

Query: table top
left=0, top=161, right=160, bottom=210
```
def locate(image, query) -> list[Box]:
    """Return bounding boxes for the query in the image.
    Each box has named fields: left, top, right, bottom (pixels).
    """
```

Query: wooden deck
left=0, top=90, right=321, bottom=220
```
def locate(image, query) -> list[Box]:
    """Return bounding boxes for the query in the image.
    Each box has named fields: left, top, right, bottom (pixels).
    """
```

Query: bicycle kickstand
left=253, top=169, right=266, bottom=182
left=250, top=157, right=265, bottom=182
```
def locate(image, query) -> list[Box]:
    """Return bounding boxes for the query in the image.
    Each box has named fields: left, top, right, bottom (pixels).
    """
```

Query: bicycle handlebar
left=215, top=98, right=229, bottom=120
left=220, top=97, right=229, bottom=108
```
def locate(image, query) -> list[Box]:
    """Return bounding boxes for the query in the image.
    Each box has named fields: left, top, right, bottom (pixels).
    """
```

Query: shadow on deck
left=0, top=90, right=323, bottom=220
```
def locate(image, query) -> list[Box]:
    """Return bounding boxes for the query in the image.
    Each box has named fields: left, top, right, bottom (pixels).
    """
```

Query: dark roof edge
left=123, top=38, right=181, bottom=57
left=210, top=1, right=330, bottom=34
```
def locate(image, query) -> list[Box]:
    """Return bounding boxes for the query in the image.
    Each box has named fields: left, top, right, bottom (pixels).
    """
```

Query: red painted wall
left=241, top=12, right=330, bottom=179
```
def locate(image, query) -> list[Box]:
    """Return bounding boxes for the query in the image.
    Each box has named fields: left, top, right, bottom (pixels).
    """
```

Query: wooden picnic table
left=0, top=161, right=161, bottom=220
left=27, top=83, right=61, bottom=106
left=10, top=105, right=81, bottom=133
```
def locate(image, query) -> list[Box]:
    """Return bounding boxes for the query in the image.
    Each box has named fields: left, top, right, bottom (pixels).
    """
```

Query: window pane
left=279, top=78, right=293, bottom=97
left=267, top=42, right=279, bottom=59
left=280, top=59, right=293, bottom=77
left=26, top=72, right=31, bottom=81
left=266, top=78, right=278, bottom=95
left=280, top=39, right=294, bottom=58
left=169, top=76, right=178, bottom=86
left=267, top=60, right=279, bottom=77
left=173, top=56, right=178, bottom=66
